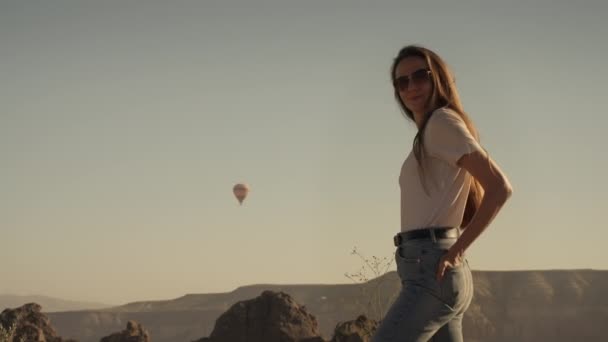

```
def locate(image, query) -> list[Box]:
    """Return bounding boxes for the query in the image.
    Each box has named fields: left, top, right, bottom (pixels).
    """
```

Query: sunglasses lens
left=411, top=69, right=430, bottom=83
left=394, top=69, right=430, bottom=91
left=394, top=77, right=409, bottom=91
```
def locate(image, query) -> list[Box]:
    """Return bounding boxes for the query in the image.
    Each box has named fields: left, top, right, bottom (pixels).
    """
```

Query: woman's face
left=393, top=56, right=433, bottom=115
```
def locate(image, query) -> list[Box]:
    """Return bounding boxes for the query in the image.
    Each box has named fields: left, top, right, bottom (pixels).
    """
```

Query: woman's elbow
left=485, top=179, right=512, bottom=204
left=498, top=180, right=513, bottom=203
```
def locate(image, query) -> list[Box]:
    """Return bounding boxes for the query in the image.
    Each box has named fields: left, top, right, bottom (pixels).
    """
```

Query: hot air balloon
left=233, top=183, right=249, bottom=205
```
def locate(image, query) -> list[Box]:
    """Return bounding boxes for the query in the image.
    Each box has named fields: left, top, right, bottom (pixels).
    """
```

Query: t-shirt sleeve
left=424, top=108, right=484, bottom=166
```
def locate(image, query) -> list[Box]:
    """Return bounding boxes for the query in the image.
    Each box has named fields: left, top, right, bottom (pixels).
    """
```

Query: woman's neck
left=413, top=104, right=443, bottom=129
left=413, top=110, right=426, bottom=129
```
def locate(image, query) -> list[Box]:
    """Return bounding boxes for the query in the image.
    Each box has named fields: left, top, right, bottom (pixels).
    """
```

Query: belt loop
left=430, top=228, right=437, bottom=243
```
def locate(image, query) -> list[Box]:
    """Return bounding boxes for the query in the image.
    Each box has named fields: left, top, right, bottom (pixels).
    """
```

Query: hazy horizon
left=2, top=268, right=607, bottom=307
left=2, top=0, right=607, bottom=305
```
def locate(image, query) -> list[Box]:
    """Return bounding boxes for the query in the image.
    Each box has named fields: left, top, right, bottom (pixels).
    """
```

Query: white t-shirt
left=399, top=107, right=484, bottom=232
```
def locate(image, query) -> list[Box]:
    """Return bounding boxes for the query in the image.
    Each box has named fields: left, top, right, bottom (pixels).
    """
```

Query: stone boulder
left=194, top=290, right=325, bottom=342
left=331, top=315, right=378, bottom=342
left=99, top=320, right=150, bottom=342
left=0, top=303, right=76, bottom=342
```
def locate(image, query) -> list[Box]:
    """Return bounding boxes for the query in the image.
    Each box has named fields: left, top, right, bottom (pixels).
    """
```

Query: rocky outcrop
left=0, top=303, right=76, bottom=342
left=99, top=320, right=150, bottom=342
left=44, top=270, right=608, bottom=342
left=331, top=315, right=378, bottom=342
left=195, top=290, right=324, bottom=342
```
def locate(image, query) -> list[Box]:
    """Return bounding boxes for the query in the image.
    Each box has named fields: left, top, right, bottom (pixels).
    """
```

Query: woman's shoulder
left=424, top=107, right=482, bottom=163
left=425, top=106, right=465, bottom=134
left=429, top=106, right=462, bottom=124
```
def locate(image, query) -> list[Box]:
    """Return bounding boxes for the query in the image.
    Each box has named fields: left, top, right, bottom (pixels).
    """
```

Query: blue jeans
left=371, top=234, right=474, bottom=342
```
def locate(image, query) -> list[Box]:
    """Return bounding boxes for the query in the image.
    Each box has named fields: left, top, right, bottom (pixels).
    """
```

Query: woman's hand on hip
left=436, top=249, right=464, bottom=282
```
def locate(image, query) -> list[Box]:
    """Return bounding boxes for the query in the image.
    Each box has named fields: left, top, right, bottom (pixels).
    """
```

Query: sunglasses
left=393, top=68, right=432, bottom=92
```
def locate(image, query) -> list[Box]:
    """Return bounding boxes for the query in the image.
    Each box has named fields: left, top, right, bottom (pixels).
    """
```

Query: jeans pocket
left=396, top=246, right=421, bottom=263
left=438, top=259, right=468, bottom=310
left=395, top=246, right=422, bottom=282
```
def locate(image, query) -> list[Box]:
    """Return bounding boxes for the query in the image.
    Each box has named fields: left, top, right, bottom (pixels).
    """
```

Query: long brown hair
left=390, top=45, right=483, bottom=228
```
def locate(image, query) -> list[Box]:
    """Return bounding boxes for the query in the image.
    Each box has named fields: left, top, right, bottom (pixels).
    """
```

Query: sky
left=1, top=0, right=607, bottom=305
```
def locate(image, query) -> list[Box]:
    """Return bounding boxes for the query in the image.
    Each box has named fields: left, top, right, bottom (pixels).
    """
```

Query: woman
left=371, top=45, right=513, bottom=342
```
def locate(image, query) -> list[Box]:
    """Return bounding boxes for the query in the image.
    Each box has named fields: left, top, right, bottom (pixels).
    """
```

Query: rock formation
left=194, top=290, right=324, bottom=342
left=99, top=320, right=150, bottom=342
left=0, top=303, right=76, bottom=342
left=331, top=315, right=378, bottom=342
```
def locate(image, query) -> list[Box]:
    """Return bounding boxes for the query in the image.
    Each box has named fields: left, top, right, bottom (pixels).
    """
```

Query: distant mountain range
left=4, top=269, right=607, bottom=342
left=0, top=294, right=111, bottom=313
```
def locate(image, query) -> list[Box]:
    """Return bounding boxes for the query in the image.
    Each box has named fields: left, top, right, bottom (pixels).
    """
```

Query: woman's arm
left=454, top=150, right=513, bottom=256
left=437, top=150, right=513, bottom=280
